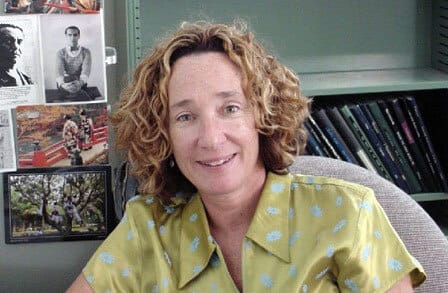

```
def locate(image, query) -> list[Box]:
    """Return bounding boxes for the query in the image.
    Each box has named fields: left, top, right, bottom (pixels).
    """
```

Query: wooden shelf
left=300, top=67, right=448, bottom=96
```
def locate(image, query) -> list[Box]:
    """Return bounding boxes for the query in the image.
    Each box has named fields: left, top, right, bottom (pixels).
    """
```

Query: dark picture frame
left=3, top=165, right=114, bottom=244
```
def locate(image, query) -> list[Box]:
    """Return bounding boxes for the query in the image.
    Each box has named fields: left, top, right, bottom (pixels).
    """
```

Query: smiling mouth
left=197, top=153, right=236, bottom=167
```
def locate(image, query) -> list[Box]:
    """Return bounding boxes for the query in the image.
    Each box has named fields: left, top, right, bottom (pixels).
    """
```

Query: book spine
left=339, top=105, right=392, bottom=181
left=304, top=120, right=332, bottom=158
left=305, top=123, right=327, bottom=157
left=367, top=101, right=422, bottom=193
left=350, top=104, right=410, bottom=192
left=307, top=116, right=342, bottom=160
left=403, top=96, right=448, bottom=192
left=326, top=106, right=378, bottom=173
left=312, top=109, right=360, bottom=164
left=388, top=98, right=438, bottom=191
left=377, top=99, right=428, bottom=191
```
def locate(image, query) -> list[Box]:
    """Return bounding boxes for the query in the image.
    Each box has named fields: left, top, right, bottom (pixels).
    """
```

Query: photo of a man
left=0, top=23, right=33, bottom=87
left=56, top=26, right=91, bottom=99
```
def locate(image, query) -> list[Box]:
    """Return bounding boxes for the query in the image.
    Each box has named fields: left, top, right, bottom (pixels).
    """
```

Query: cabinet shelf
left=300, top=68, right=448, bottom=97
left=411, top=192, right=448, bottom=202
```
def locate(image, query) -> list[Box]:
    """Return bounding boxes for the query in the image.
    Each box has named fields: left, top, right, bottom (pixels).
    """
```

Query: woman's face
left=168, top=51, right=265, bottom=197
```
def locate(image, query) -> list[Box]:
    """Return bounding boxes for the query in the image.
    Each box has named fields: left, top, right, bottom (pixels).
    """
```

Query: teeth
left=200, top=155, right=234, bottom=167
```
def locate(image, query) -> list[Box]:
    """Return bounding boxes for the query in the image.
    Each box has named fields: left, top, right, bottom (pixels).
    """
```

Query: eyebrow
left=169, top=90, right=242, bottom=110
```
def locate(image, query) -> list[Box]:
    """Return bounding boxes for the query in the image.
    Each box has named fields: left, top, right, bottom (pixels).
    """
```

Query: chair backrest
left=289, top=156, right=448, bottom=292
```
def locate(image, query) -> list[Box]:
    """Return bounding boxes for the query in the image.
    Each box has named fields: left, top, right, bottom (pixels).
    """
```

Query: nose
left=197, top=115, right=226, bottom=150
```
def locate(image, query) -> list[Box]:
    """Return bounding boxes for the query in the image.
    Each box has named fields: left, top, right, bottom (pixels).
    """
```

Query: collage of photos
left=1, top=4, right=112, bottom=243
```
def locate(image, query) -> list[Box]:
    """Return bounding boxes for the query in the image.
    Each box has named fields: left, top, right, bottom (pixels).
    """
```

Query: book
left=326, top=106, right=377, bottom=173
left=312, top=109, right=360, bottom=164
left=339, top=104, right=392, bottom=182
left=307, top=116, right=342, bottom=160
left=305, top=123, right=327, bottom=157
left=387, top=98, right=438, bottom=191
left=304, top=121, right=332, bottom=158
left=350, top=104, right=410, bottom=193
left=402, top=95, right=448, bottom=192
left=367, top=100, right=422, bottom=193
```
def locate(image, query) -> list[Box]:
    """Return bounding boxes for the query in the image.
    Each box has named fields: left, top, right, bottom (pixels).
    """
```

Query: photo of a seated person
left=0, top=23, right=33, bottom=87
left=56, top=25, right=92, bottom=99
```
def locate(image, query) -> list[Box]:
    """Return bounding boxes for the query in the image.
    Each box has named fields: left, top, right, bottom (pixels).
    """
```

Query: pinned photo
left=3, top=165, right=113, bottom=244
left=0, top=109, right=16, bottom=172
left=16, top=103, right=108, bottom=168
left=5, top=0, right=101, bottom=14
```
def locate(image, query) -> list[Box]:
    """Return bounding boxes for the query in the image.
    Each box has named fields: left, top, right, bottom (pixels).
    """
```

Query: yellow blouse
left=83, top=172, right=425, bottom=292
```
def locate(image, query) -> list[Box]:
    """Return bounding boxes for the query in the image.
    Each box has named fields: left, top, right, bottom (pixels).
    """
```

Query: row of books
left=305, top=95, right=448, bottom=194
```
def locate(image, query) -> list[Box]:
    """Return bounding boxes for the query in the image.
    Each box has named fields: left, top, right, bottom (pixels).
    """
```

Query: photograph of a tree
left=5, top=168, right=109, bottom=243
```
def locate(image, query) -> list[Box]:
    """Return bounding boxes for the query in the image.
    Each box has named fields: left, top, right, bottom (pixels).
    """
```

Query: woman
left=68, top=20, right=425, bottom=292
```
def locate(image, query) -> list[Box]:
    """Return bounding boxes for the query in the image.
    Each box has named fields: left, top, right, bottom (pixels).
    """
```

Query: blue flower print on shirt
left=289, top=231, right=301, bottom=246
left=336, top=196, right=343, bottom=206
left=302, top=284, right=308, bottom=293
left=333, top=219, right=347, bottom=233
left=289, top=264, right=297, bottom=277
left=244, top=239, right=253, bottom=250
left=159, top=225, right=166, bottom=234
left=315, top=184, right=323, bottom=191
left=189, top=213, right=198, bottom=222
left=271, top=182, right=285, bottom=193
left=86, top=275, right=94, bottom=284
left=326, top=244, right=335, bottom=258
left=192, top=264, right=203, bottom=275
left=291, top=182, right=299, bottom=190
left=374, top=230, right=382, bottom=239
left=122, top=267, right=130, bottom=277
left=373, top=276, right=381, bottom=289
left=127, top=229, right=133, bottom=240
left=266, top=230, right=282, bottom=242
left=211, top=283, right=218, bottom=293
left=359, top=200, right=373, bottom=212
left=145, top=196, right=154, bottom=205
left=305, top=176, right=315, bottom=184
left=344, top=278, right=359, bottom=292
left=190, top=236, right=200, bottom=252
left=151, top=284, right=159, bottom=293
left=311, top=205, right=323, bottom=217
left=289, top=207, right=294, bottom=219
left=162, top=278, right=169, bottom=288
left=361, top=244, right=371, bottom=261
left=266, top=206, right=280, bottom=215
left=388, top=258, right=403, bottom=271
left=99, top=252, right=115, bottom=264
left=147, top=220, right=155, bottom=229
left=207, top=235, right=214, bottom=243
left=164, top=206, right=175, bottom=214
left=260, top=273, right=274, bottom=288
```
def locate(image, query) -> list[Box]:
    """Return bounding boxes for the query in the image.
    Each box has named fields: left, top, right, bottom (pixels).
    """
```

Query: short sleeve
left=82, top=202, right=142, bottom=292
left=337, top=189, right=426, bottom=292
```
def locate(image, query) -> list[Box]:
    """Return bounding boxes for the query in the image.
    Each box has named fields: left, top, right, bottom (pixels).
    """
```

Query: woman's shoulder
left=123, top=194, right=189, bottom=219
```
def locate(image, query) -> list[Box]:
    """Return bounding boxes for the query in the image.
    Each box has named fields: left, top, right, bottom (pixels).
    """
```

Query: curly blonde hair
left=110, top=20, right=311, bottom=196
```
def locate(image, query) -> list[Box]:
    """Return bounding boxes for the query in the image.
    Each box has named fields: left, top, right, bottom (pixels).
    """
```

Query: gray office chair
left=289, top=156, right=448, bottom=292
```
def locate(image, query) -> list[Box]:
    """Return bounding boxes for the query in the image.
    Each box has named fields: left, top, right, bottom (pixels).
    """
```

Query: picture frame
left=3, top=165, right=114, bottom=244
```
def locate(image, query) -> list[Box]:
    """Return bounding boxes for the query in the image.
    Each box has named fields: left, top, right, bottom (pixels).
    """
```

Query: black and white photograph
left=40, top=14, right=106, bottom=104
left=3, top=165, right=113, bottom=244
left=0, top=15, right=43, bottom=108
left=0, top=109, right=16, bottom=172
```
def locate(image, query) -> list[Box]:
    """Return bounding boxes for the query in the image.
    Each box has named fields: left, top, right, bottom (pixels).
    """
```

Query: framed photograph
left=16, top=103, right=108, bottom=168
left=0, top=109, right=17, bottom=172
left=40, top=14, right=106, bottom=104
left=5, top=0, right=101, bottom=14
left=3, top=165, right=114, bottom=244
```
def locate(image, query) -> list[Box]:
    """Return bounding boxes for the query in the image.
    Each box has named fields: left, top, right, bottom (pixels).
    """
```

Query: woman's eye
left=224, top=105, right=240, bottom=114
left=176, top=113, right=193, bottom=122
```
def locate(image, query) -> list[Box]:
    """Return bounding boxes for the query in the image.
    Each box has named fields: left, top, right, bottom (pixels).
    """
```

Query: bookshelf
left=115, top=0, right=448, bottom=235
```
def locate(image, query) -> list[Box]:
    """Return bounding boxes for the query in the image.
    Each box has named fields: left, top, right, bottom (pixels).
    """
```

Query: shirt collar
left=246, top=172, right=292, bottom=263
left=178, top=194, right=216, bottom=289
left=177, top=172, right=292, bottom=288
